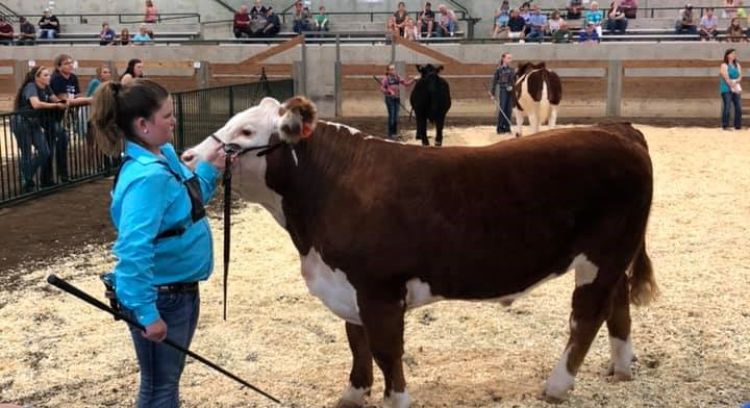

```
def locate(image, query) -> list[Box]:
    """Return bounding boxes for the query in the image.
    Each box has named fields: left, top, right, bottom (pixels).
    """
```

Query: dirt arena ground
left=1, top=120, right=749, bottom=408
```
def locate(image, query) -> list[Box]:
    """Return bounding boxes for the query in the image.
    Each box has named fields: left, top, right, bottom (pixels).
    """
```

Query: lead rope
left=222, top=153, right=232, bottom=321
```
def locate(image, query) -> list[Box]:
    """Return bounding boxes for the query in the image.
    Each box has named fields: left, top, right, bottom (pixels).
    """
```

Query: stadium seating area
left=0, top=0, right=743, bottom=44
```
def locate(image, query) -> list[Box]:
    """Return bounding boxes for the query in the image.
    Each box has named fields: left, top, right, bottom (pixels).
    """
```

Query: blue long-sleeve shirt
left=112, top=141, right=220, bottom=326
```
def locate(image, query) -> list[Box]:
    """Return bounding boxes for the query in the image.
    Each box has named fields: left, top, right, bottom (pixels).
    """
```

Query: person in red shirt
left=233, top=5, right=252, bottom=38
left=0, top=15, right=14, bottom=45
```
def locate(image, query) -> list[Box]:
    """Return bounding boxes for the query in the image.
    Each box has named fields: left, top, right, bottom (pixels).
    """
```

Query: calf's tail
left=628, top=239, right=658, bottom=306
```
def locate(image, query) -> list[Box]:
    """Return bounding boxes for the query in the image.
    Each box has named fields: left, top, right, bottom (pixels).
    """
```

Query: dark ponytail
left=13, top=66, right=46, bottom=111
left=90, top=78, right=169, bottom=155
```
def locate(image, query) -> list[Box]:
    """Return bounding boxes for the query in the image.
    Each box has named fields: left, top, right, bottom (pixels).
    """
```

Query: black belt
left=155, top=282, right=199, bottom=293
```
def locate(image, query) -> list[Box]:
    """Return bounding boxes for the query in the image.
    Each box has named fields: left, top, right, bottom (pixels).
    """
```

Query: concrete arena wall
left=0, top=42, right=745, bottom=119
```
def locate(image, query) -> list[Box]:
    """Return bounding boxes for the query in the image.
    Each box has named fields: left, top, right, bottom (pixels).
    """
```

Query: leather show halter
left=209, top=133, right=283, bottom=321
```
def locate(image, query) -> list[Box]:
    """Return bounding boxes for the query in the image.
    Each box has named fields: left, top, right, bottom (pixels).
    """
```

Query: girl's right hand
left=142, top=318, right=167, bottom=342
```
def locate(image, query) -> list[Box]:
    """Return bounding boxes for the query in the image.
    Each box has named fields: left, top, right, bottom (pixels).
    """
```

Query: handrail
left=211, top=0, right=237, bottom=15
left=18, top=12, right=201, bottom=24
left=0, top=1, right=19, bottom=20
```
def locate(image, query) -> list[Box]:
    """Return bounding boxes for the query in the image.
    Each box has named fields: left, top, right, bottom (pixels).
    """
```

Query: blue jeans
left=385, top=97, right=400, bottom=138
left=437, top=20, right=457, bottom=37
left=527, top=28, right=545, bottom=42
left=39, top=29, right=58, bottom=39
left=497, top=89, right=513, bottom=133
left=40, top=119, right=68, bottom=184
left=293, top=20, right=310, bottom=34
left=721, top=92, right=742, bottom=129
left=126, top=290, right=200, bottom=408
left=10, top=115, right=51, bottom=184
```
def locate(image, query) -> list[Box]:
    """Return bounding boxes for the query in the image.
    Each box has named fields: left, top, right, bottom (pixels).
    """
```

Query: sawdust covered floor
left=1, top=125, right=749, bottom=408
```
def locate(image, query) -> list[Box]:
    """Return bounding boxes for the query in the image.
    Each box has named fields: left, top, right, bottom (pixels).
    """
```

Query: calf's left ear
left=278, top=96, right=318, bottom=144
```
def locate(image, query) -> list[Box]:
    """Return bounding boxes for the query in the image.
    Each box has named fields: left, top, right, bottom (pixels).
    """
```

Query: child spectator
left=17, top=17, right=36, bottom=45
left=120, top=28, right=131, bottom=45
left=100, top=22, right=116, bottom=45
left=133, top=24, right=153, bottom=45
left=233, top=5, right=252, bottom=38
left=292, top=1, right=311, bottom=34
left=699, top=8, right=719, bottom=41
left=394, top=2, right=408, bottom=36
left=0, top=15, right=13, bottom=45
left=579, top=21, right=600, bottom=43
left=403, top=16, right=419, bottom=40
left=144, top=0, right=158, bottom=23
left=436, top=4, right=458, bottom=37
left=727, top=17, right=747, bottom=41
left=313, top=6, right=330, bottom=32
left=387, top=15, right=399, bottom=37
left=725, top=0, right=738, bottom=19
left=493, top=1, right=511, bottom=38
left=585, top=1, right=604, bottom=37
left=38, top=8, right=60, bottom=39
left=549, top=10, right=571, bottom=43
left=606, top=1, right=628, bottom=34
left=676, top=4, right=697, bottom=34
left=418, top=2, right=436, bottom=38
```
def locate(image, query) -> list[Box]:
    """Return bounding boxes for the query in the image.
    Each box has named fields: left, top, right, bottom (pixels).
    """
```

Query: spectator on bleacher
left=120, top=28, right=131, bottom=45
left=699, top=8, right=719, bottom=41
left=144, top=0, right=159, bottom=24
left=526, top=4, right=548, bottom=42
left=257, top=7, right=281, bottom=37
left=403, top=16, right=419, bottom=40
left=233, top=5, right=252, bottom=38
left=737, top=0, right=747, bottom=18
left=292, top=0, right=312, bottom=34
left=567, top=0, right=584, bottom=20
left=48, top=53, right=89, bottom=184
left=250, top=0, right=267, bottom=18
left=606, top=1, right=628, bottom=34
left=620, top=0, right=638, bottom=18
left=38, top=8, right=60, bottom=39
left=720, top=48, right=742, bottom=129
left=121, top=59, right=144, bottom=85
left=380, top=64, right=415, bottom=140
left=0, top=15, right=13, bottom=46
left=418, top=2, right=436, bottom=38
left=313, top=6, right=330, bottom=33
left=100, top=23, right=116, bottom=46
left=585, top=1, right=604, bottom=37
left=493, top=1, right=511, bottom=38
left=394, top=2, right=408, bottom=37
left=17, top=17, right=36, bottom=45
left=676, top=4, right=697, bottom=34
left=724, top=0, right=738, bottom=19
left=133, top=24, right=153, bottom=45
left=507, top=8, right=527, bottom=42
left=488, top=52, right=515, bottom=134
left=436, top=4, right=458, bottom=37
left=578, top=21, right=600, bottom=43
left=86, top=65, right=113, bottom=97
left=387, top=15, right=398, bottom=37
left=727, top=17, right=748, bottom=41
left=11, top=66, right=66, bottom=192
left=520, top=2, right=532, bottom=22
left=549, top=10, right=571, bottom=43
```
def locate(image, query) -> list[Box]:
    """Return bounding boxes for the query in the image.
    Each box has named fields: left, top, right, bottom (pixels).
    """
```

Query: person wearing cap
left=38, top=8, right=60, bottom=39
left=676, top=4, right=698, bottom=34
left=17, top=16, right=37, bottom=45
left=578, top=21, right=600, bottom=43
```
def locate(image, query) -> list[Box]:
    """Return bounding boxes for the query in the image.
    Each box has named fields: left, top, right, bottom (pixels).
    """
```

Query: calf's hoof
left=539, top=391, right=568, bottom=404
left=336, top=400, right=364, bottom=408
